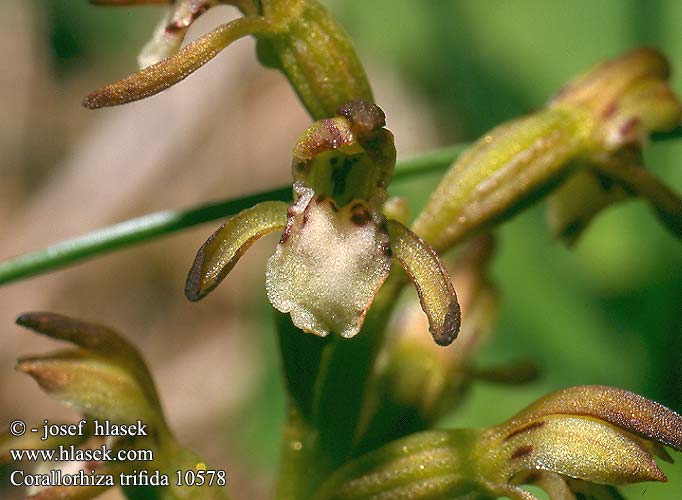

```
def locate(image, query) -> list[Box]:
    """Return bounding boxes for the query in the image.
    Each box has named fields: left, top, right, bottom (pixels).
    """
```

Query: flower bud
left=11, top=312, right=229, bottom=500
left=549, top=48, right=681, bottom=152
left=16, top=312, right=166, bottom=430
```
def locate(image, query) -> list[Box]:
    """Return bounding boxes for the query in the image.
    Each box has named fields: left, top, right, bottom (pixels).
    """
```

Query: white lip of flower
left=265, top=184, right=392, bottom=338
left=185, top=100, right=461, bottom=345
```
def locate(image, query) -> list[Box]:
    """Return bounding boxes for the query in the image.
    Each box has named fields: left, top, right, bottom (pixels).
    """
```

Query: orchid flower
left=185, top=100, right=461, bottom=345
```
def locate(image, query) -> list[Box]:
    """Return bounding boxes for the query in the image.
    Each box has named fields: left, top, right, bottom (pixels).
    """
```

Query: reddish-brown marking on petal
left=350, top=208, right=371, bottom=226
left=325, top=120, right=344, bottom=149
left=280, top=211, right=296, bottom=244
left=619, top=117, right=641, bottom=139
left=504, top=420, right=547, bottom=442
left=165, top=2, right=211, bottom=33
left=301, top=201, right=317, bottom=229
left=511, top=444, right=534, bottom=459
left=165, top=22, right=186, bottom=34
left=336, top=100, right=386, bottom=139
left=601, top=101, right=618, bottom=119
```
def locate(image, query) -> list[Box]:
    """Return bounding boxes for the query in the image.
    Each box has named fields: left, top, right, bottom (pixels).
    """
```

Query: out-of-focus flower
left=313, top=385, right=682, bottom=500
left=546, top=47, right=682, bottom=243
left=84, top=0, right=372, bottom=119
left=185, top=101, right=461, bottom=345
left=2, top=312, right=228, bottom=500
left=412, top=48, right=682, bottom=251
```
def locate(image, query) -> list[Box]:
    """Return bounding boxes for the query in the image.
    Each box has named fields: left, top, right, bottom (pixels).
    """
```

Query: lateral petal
left=386, top=220, right=460, bottom=346
left=185, top=200, right=288, bottom=301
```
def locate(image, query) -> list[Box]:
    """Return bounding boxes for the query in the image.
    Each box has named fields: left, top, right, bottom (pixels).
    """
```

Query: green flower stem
left=275, top=275, right=404, bottom=499
left=0, top=131, right=678, bottom=287
left=275, top=403, right=331, bottom=500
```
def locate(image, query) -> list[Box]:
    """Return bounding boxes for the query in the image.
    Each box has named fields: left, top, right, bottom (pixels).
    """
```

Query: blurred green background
left=3, top=1, right=681, bottom=499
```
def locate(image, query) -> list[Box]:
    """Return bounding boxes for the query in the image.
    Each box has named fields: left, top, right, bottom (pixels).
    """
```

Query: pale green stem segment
left=412, top=108, right=590, bottom=253
left=386, top=220, right=460, bottom=346
left=257, top=0, right=374, bottom=119
left=275, top=403, right=331, bottom=500
left=311, top=429, right=482, bottom=500
left=83, top=16, right=276, bottom=108
left=185, top=200, right=288, bottom=301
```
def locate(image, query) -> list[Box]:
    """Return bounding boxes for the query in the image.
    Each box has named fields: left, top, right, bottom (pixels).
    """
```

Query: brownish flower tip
left=437, top=301, right=462, bottom=346
left=512, top=385, right=682, bottom=452
left=15, top=311, right=79, bottom=337
left=82, top=86, right=130, bottom=109
left=336, top=100, right=386, bottom=139
left=16, top=311, right=102, bottom=348
left=16, top=311, right=49, bottom=329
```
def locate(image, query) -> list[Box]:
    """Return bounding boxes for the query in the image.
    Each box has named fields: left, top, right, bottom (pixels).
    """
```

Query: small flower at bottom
left=186, top=101, right=461, bottom=344
left=2, top=312, right=228, bottom=500
left=312, top=385, right=682, bottom=500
